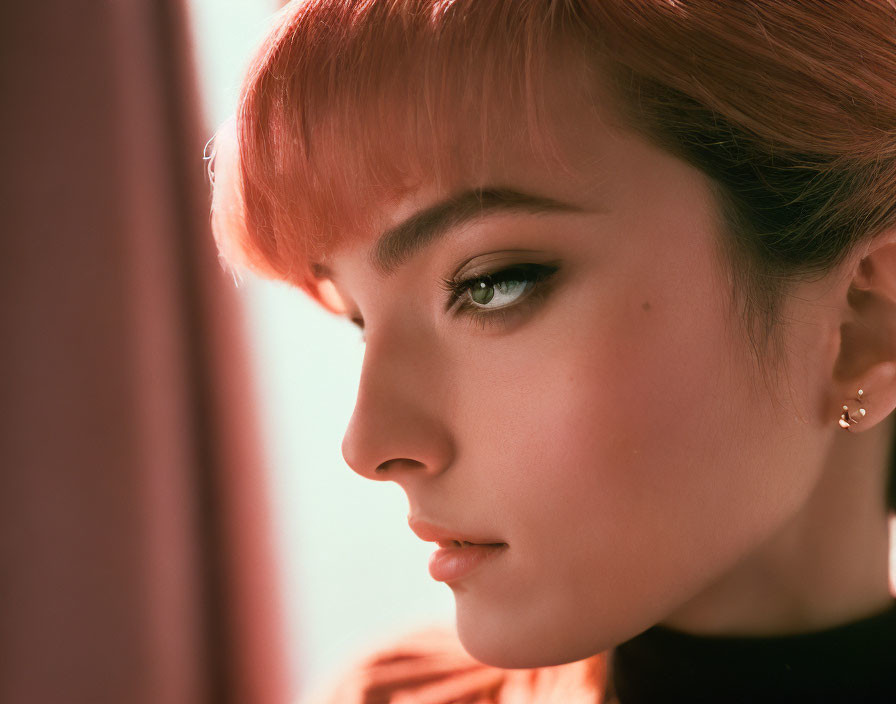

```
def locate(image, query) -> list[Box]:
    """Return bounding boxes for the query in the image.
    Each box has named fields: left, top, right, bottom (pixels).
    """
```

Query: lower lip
left=428, top=544, right=507, bottom=582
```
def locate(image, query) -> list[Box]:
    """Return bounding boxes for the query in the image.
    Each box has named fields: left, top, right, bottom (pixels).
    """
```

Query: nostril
left=374, top=458, right=404, bottom=473
left=374, top=458, right=426, bottom=477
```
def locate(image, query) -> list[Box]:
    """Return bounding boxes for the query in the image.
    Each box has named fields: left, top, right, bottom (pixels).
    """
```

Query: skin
left=319, top=67, right=896, bottom=669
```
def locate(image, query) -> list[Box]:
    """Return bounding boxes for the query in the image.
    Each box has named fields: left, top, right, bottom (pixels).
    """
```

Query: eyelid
left=440, top=261, right=560, bottom=323
left=346, top=261, right=559, bottom=340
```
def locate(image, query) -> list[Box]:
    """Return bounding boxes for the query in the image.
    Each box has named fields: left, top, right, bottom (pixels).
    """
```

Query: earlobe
left=838, top=388, right=866, bottom=429
left=831, top=232, right=896, bottom=433
left=833, top=363, right=896, bottom=434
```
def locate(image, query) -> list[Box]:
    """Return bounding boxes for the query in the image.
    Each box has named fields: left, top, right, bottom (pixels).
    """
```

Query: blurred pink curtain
left=1, top=2, right=288, bottom=703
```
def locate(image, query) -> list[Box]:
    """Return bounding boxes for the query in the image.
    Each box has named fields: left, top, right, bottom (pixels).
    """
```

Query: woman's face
left=323, top=75, right=839, bottom=668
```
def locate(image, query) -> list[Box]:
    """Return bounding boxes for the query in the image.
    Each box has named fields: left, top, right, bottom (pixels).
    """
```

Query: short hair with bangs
left=208, top=0, right=896, bottom=506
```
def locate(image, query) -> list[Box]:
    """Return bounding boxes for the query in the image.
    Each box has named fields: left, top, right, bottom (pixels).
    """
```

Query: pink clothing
left=308, top=626, right=608, bottom=703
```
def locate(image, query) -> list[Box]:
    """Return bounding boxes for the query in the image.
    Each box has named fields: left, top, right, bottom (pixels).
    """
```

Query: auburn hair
left=208, top=0, right=896, bottom=506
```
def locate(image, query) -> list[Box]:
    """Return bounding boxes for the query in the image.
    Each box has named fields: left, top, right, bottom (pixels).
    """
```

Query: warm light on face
left=321, top=76, right=840, bottom=669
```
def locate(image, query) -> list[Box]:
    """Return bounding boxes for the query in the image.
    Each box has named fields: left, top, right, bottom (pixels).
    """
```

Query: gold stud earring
left=838, top=389, right=866, bottom=429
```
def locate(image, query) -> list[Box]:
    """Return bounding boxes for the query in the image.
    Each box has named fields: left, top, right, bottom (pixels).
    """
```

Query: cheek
left=450, top=244, right=820, bottom=662
left=504, top=298, right=751, bottom=620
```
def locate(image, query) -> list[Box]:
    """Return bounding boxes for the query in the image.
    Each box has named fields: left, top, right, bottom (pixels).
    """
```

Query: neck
left=659, top=414, right=896, bottom=636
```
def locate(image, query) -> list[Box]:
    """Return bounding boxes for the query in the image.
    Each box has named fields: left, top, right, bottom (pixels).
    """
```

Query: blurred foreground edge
left=0, top=2, right=290, bottom=703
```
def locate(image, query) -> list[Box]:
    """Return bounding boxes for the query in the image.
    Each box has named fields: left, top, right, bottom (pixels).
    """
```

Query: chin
left=454, top=602, right=618, bottom=669
left=454, top=616, right=545, bottom=668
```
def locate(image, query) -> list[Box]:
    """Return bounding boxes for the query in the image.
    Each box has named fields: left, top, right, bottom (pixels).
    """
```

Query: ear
left=831, top=228, right=896, bottom=433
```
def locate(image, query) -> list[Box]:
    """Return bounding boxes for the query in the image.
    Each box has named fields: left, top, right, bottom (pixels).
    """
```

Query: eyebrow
left=313, top=187, right=585, bottom=280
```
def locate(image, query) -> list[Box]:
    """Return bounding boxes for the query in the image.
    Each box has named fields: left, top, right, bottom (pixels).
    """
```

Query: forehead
left=226, top=3, right=668, bottom=307
left=316, top=66, right=630, bottom=277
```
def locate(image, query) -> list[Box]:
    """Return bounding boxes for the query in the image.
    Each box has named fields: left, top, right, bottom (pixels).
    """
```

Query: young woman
left=210, top=1, right=896, bottom=701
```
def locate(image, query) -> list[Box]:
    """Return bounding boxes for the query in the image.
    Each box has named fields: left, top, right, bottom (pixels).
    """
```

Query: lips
left=436, top=539, right=506, bottom=548
left=408, top=517, right=507, bottom=547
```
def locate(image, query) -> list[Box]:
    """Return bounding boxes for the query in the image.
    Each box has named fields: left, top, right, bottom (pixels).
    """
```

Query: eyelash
left=350, top=262, right=559, bottom=342
left=438, top=263, right=559, bottom=328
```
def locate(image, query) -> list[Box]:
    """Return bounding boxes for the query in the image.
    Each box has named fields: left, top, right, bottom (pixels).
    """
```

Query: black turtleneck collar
left=609, top=599, right=896, bottom=703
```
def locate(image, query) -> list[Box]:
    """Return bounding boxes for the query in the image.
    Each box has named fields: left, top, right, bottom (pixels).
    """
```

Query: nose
left=340, top=328, right=455, bottom=483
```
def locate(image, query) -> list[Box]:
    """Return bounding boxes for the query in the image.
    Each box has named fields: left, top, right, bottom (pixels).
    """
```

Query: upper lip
left=408, top=517, right=507, bottom=547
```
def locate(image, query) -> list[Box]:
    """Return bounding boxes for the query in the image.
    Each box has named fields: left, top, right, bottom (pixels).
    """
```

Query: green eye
left=441, top=263, right=560, bottom=320
left=468, top=275, right=530, bottom=307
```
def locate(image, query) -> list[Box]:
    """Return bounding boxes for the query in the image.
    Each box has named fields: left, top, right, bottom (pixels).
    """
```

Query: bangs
left=209, top=0, right=594, bottom=310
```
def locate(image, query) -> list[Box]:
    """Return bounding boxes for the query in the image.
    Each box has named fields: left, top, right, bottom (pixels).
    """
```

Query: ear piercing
left=838, top=389, right=866, bottom=429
